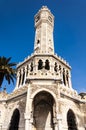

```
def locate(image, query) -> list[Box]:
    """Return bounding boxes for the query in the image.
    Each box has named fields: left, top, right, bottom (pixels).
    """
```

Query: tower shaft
left=34, top=6, right=54, bottom=54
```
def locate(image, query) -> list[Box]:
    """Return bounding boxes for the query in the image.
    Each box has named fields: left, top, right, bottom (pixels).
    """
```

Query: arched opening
left=30, top=62, right=33, bottom=72
left=22, top=68, right=25, bottom=85
left=33, top=91, right=55, bottom=130
left=63, top=68, right=66, bottom=86
left=45, top=60, right=50, bottom=70
left=38, top=59, right=43, bottom=70
left=9, top=109, right=20, bottom=130
left=67, top=109, right=78, bottom=130
left=26, top=65, right=29, bottom=77
left=59, top=65, right=61, bottom=75
left=66, top=70, right=69, bottom=87
left=54, top=62, right=58, bottom=72
left=18, top=71, right=21, bottom=87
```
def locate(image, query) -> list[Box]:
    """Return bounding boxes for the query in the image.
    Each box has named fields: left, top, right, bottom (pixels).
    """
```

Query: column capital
left=53, top=117, right=58, bottom=124
left=24, top=113, right=30, bottom=120
left=56, top=114, right=62, bottom=121
left=24, top=113, right=34, bottom=124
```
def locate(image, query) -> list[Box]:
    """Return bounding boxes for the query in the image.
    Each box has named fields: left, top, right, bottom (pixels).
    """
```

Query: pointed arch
left=30, top=62, right=33, bottom=72
left=26, top=65, right=29, bottom=76
left=63, top=68, right=66, bottom=86
left=31, top=88, right=57, bottom=104
left=66, top=70, right=69, bottom=87
left=38, top=59, right=43, bottom=70
left=67, top=109, right=78, bottom=130
left=33, top=91, right=55, bottom=130
left=45, top=59, right=50, bottom=70
left=18, top=70, right=21, bottom=87
left=22, top=68, right=25, bottom=85
left=54, top=62, right=58, bottom=72
left=9, top=109, right=20, bottom=130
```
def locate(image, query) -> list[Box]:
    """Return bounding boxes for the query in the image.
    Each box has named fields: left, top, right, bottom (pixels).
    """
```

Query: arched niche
left=9, top=108, right=20, bottom=130
left=67, top=109, right=78, bottom=130
left=33, top=91, right=56, bottom=130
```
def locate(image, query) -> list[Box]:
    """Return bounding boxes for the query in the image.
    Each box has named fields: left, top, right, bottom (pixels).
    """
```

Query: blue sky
left=0, top=0, right=86, bottom=93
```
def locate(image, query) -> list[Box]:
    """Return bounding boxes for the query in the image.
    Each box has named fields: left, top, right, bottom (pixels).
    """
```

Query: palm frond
left=0, top=56, right=17, bottom=87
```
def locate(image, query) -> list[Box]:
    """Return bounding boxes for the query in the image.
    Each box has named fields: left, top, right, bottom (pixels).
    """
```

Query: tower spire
left=34, top=6, right=54, bottom=54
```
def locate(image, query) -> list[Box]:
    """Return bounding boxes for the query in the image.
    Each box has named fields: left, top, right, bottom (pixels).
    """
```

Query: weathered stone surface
left=0, top=6, right=85, bottom=130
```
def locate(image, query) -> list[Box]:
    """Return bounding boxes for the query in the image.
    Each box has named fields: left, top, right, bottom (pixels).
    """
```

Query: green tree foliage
left=0, top=56, right=16, bottom=87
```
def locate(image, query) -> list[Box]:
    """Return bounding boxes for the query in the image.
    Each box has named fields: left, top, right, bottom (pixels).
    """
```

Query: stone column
left=53, top=117, right=58, bottom=130
left=69, top=71, right=72, bottom=88
left=34, top=59, right=38, bottom=73
left=50, top=60, right=54, bottom=73
left=57, top=114, right=62, bottom=130
left=25, top=82, right=33, bottom=130
left=24, top=113, right=33, bottom=130
left=15, top=71, right=20, bottom=90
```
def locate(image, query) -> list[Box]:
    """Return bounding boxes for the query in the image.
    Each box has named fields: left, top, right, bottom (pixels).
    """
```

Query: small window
left=30, top=62, right=33, bottom=72
left=38, top=60, right=43, bottom=70
left=59, top=65, right=61, bottom=70
left=18, top=71, right=21, bottom=87
left=54, top=62, right=58, bottom=72
left=63, top=68, right=66, bottom=86
left=45, top=60, right=50, bottom=70
left=26, top=65, right=29, bottom=76
left=37, top=39, right=40, bottom=44
left=66, top=70, right=69, bottom=87
left=22, top=68, right=25, bottom=85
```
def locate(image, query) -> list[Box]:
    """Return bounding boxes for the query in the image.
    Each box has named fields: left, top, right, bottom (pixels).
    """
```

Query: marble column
left=69, top=71, right=72, bottom=88
left=57, top=114, right=62, bottom=130
left=25, top=83, right=33, bottom=130
left=15, top=71, right=20, bottom=89
left=53, top=117, right=58, bottom=130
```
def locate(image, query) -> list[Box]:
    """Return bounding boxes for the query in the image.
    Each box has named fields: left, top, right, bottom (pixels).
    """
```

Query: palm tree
left=0, top=56, right=16, bottom=87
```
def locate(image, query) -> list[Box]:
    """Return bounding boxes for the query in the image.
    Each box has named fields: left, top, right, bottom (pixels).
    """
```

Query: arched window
left=18, top=71, right=21, bottom=87
left=30, top=62, right=33, bottom=72
left=26, top=65, right=29, bottom=76
left=22, top=68, right=25, bottom=85
left=66, top=70, right=69, bottom=87
left=37, top=39, right=40, bottom=44
left=59, top=65, right=61, bottom=71
left=63, top=68, right=66, bottom=86
left=38, top=59, right=43, bottom=70
left=54, top=62, right=58, bottom=72
left=67, top=109, right=78, bottom=130
left=45, top=60, right=50, bottom=70
left=9, top=109, right=20, bottom=130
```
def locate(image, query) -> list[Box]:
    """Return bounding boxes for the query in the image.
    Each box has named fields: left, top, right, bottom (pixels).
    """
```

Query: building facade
left=0, top=6, right=86, bottom=130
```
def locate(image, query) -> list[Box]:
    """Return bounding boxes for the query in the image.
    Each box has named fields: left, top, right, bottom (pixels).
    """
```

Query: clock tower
left=34, top=6, right=54, bottom=54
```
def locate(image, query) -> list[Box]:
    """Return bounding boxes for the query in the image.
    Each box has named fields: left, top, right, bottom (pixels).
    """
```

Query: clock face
left=48, top=16, right=52, bottom=22
left=35, top=15, right=40, bottom=23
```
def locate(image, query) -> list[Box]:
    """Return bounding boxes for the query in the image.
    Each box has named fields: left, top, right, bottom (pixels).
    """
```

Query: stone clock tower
left=0, top=6, right=85, bottom=130
left=34, top=6, right=54, bottom=54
